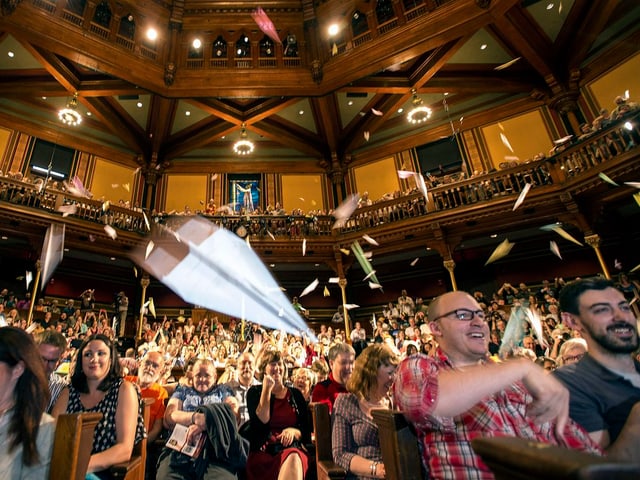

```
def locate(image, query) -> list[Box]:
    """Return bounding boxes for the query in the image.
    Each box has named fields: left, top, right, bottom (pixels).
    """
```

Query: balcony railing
left=1, top=113, right=638, bottom=241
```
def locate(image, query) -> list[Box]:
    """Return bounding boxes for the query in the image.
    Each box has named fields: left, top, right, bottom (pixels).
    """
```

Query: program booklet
left=166, top=424, right=206, bottom=457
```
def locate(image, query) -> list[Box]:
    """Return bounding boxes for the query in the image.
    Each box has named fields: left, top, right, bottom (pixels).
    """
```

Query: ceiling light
left=86, top=111, right=92, bottom=116
left=406, top=88, right=431, bottom=124
left=347, top=100, right=353, bottom=106
left=7, top=51, right=14, bottom=58
left=42, top=96, right=47, bottom=100
left=58, top=92, right=82, bottom=126
left=546, top=3, right=554, bottom=10
left=136, top=102, right=143, bottom=108
left=490, top=234, right=497, bottom=238
left=146, top=28, right=158, bottom=41
left=185, top=111, right=191, bottom=116
left=1, top=236, right=7, bottom=240
left=110, top=257, right=116, bottom=261
left=192, top=38, right=202, bottom=49
left=480, top=44, right=487, bottom=50
left=298, top=110, right=304, bottom=115
left=328, top=24, right=339, bottom=36
left=397, top=107, right=404, bottom=113
left=233, top=123, right=255, bottom=155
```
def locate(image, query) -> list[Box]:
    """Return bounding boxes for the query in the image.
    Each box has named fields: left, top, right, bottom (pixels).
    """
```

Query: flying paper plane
left=485, top=238, right=514, bottom=265
left=332, top=194, right=359, bottom=229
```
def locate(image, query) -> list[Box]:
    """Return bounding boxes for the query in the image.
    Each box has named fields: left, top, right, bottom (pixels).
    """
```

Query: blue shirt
left=171, top=383, right=234, bottom=412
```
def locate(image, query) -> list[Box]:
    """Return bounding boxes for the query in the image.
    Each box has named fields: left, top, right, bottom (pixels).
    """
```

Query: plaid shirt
left=393, top=351, right=601, bottom=480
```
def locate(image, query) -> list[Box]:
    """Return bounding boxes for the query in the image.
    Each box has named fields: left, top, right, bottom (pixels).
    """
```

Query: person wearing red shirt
left=393, top=291, right=601, bottom=479
left=311, top=343, right=355, bottom=412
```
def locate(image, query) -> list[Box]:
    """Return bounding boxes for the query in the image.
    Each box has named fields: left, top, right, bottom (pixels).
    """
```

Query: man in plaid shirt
left=393, top=290, right=601, bottom=479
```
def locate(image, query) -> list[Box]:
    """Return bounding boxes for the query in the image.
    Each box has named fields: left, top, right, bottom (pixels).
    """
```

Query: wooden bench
left=109, top=397, right=154, bottom=480
left=50, top=412, right=103, bottom=480
left=471, top=436, right=640, bottom=480
left=370, top=409, right=424, bottom=480
left=309, top=402, right=347, bottom=480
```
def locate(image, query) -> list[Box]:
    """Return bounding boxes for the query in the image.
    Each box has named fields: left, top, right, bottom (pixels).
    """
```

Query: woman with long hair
left=332, top=344, right=399, bottom=479
left=0, top=327, right=56, bottom=478
left=52, top=333, right=145, bottom=478
left=245, top=347, right=311, bottom=480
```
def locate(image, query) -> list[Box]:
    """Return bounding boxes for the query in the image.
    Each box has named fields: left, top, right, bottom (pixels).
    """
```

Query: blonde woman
left=332, top=344, right=399, bottom=479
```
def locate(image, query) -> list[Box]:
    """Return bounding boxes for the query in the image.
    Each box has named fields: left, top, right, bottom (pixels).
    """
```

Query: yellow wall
left=588, top=52, right=640, bottom=113
left=0, top=128, right=10, bottom=169
left=92, top=158, right=135, bottom=203
left=353, top=157, right=399, bottom=202
left=165, top=174, right=207, bottom=213
left=482, top=110, right=552, bottom=169
left=281, top=174, right=324, bottom=211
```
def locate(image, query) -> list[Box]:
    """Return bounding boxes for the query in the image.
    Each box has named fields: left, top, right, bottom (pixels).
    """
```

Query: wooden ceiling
left=0, top=0, right=637, bottom=171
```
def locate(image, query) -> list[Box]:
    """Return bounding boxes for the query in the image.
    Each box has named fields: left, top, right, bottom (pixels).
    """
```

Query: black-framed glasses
left=432, top=308, right=486, bottom=322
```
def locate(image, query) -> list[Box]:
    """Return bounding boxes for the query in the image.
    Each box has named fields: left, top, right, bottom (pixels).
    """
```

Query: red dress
left=245, top=390, right=309, bottom=480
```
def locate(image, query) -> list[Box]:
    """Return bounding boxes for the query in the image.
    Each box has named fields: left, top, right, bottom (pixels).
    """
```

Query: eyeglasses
left=432, top=308, right=486, bottom=322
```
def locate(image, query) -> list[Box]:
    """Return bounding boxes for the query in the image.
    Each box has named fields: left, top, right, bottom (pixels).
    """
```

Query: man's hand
left=522, top=364, right=570, bottom=436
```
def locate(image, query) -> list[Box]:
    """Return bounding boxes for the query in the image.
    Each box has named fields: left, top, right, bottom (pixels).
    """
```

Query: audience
left=311, top=343, right=355, bottom=412
left=554, top=278, right=640, bottom=462
left=332, top=344, right=399, bottom=479
left=34, top=329, right=69, bottom=413
left=0, top=327, right=56, bottom=479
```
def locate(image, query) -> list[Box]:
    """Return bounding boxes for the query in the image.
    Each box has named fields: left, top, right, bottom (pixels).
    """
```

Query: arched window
left=118, top=15, right=135, bottom=40
left=283, top=33, right=298, bottom=57
left=351, top=10, right=369, bottom=37
left=375, top=0, right=395, bottom=24
left=93, top=0, right=112, bottom=28
left=212, top=36, right=227, bottom=58
left=235, top=35, right=251, bottom=58
left=260, top=36, right=275, bottom=57
left=65, top=0, right=86, bottom=16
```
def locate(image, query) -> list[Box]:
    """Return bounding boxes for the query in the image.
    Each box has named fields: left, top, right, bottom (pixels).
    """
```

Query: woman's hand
left=277, top=427, right=301, bottom=447
left=262, top=373, right=275, bottom=393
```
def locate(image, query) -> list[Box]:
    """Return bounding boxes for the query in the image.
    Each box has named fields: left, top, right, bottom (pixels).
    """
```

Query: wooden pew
left=370, top=409, right=424, bottom=480
left=109, top=397, right=154, bottom=480
left=471, top=436, right=640, bottom=480
left=309, top=402, right=347, bottom=480
left=50, top=412, right=103, bottom=480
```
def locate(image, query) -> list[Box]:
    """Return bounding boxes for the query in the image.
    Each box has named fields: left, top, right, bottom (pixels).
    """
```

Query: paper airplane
left=598, top=172, right=619, bottom=187
left=122, top=183, right=130, bottom=192
left=300, top=278, right=319, bottom=297
left=363, top=251, right=373, bottom=259
left=363, top=270, right=377, bottom=281
left=267, top=230, right=275, bottom=240
left=550, top=240, right=562, bottom=259
left=362, top=234, right=379, bottom=246
left=410, top=258, right=419, bottom=266
left=494, top=57, right=521, bottom=71
left=57, top=204, right=77, bottom=217
left=416, top=173, right=429, bottom=201
left=251, top=7, right=281, bottom=44
left=40, top=223, right=65, bottom=290
left=371, top=108, right=383, bottom=116
left=624, top=182, right=640, bottom=188
left=540, top=223, right=583, bottom=246
left=64, top=175, right=92, bottom=198
left=485, top=238, right=514, bottom=265
left=212, top=174, right=218, bottom=182
left=148, top=297, right=156, bottom=319
left=104, top=225, right=117, bottom=240
left=368, top=281, right=383, bottom=290
left=332, top=194, right=359, bottom=229
left=102, top=200, right=110, bottom=212
left=145, top=240, right=155, bottom=260
left=553, top=135, right=573, bottom=145
left=130, top=217, right=311, bottom=337
left=339, top=248, right=350, bottom=255
left=614, top=259, right=622, bottom=270
left=323, top=286, right=330, bottom=297
left=364, top=131, right=370, bottom=141
left=142, top=211, right=151, bottom=231
left=134, top=167, right=141, bottom=175
left=351, top=241, right=380, bottom=285
left=525, top=308, right=547, bottom=348
left=25, top=270, right=33, bottom=289
left=302, top=238, right=307, bottom=256
left=513, top=183, right=532, bottom=211
left=500, top=132, right=514, bottom=153
left=328, top=277, right=340, bottom=284
left=344, top=304, right=360, bottom=310
left=398, top=170, right=416, bottom=179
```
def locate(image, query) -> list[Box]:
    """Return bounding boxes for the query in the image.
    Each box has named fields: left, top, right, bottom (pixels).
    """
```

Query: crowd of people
left=1, top=271, right=640, bottom=478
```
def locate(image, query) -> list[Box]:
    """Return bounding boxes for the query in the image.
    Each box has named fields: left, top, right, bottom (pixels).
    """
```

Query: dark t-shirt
left=554, top=354, right=640, bottom=443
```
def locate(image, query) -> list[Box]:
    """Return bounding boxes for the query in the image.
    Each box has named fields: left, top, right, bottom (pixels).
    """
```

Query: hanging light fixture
left=233, top=123, right=255, bottom=155
left=406, top=88, right=432, bottom=124
left=58, top=92, right=82, bottom=126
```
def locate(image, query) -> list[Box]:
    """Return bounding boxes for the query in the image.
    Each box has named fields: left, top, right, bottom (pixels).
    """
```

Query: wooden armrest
left=108, top=455, right=143, bottom=478
left=470, top=436, right=617, bottom=480
left=317, top=459, right=347, bottom=479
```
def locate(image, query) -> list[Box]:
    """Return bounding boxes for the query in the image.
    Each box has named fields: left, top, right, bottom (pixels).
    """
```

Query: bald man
left=393, top=290, right=600, bottom=479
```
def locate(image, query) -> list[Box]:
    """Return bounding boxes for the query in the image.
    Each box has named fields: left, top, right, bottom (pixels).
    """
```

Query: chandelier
left=58, top=92, right=82, bottom=126
left=406, top=88, right=432, bottom=124
left=233, top=123, right=254, bottom=155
